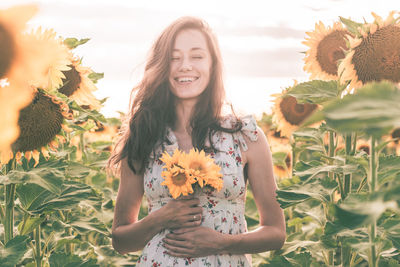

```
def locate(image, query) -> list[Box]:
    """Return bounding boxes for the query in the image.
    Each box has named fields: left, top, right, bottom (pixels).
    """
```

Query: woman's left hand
left=162, top=226, right=226, bottom=258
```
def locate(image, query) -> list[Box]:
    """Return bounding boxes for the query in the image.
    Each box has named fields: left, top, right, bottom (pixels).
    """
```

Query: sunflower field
left=1, top=4, right=400, bottom=267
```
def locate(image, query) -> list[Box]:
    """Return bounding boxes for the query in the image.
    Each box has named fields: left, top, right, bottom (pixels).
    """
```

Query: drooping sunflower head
left=339, top=11, right=400, bottom=91
left=161, top=167, right=196, bottom=199
left=1, top=88, right=72, bottom=167
left=272, top=89, right=319, bottom=138
left=58, top=59, right=101, bottom=110
left=303, top=21, right=350, bottom=80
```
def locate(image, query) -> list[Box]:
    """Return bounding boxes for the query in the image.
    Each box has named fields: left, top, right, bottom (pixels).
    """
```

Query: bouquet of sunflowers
left=160, top=148, right=223, bottom=199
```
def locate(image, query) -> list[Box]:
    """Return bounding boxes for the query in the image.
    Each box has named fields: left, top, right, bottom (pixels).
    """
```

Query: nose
left=179, top=56, right=192, bottom=72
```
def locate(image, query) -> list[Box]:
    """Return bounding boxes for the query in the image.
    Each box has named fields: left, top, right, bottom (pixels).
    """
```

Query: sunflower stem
left=343, top=134, right=352, bottom=199
left=4, top=157, right=16, bottom=245
left=369, top=136, right=378, bottom=267
left=34, top=225, right=42, bottom=267
left=291, top=140, right=296, bottom=177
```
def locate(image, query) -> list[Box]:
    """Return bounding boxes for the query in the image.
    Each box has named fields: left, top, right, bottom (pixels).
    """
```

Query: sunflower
left=160, top=150, right=196, bottom=199
left=160, top=148, right=183, bottom=170
left=266, top=127, right=290, bottom=149
left=272, top=90, right=319, bottom=138
left=383, top=128, right=400, bottom=155
left=27, top=27, right=72, bottom=90
left=0, top=5, right=38, bottom=153
left=356, top=139, right=370, bottom=155
left=58, top=59, right=102, bottom=110
left=303, top=21, right=350, bottom=80
left=271, top=144, right=292, bottom=179
left=0, top=89, right=72, bottom=167
left=338, top=11, right=400, bottom=91
left=183, top=148, right=222, bottom=188
left=84, top=121, right=119, bottom=152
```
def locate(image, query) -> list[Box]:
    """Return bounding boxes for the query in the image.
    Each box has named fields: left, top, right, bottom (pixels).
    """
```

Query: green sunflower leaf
left=49, top=252, right=99, bottom=267
left=63, top=38, right=90, bottom=49
left=339, top=16, right=363, bottom=37
left=334, top=195, right=398, bottom=229
left=306, top=81, right=400, bottom=137
left=88, top=72, right=104, bottom=84
left=0, top=235, right=30, bottom=267
left=0, top=160, right=65, bottom=194
left=287, top=80, right=341, bottom=104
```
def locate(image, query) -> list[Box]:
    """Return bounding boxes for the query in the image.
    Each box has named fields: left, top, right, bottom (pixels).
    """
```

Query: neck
left=173, top=98, right=197, bottom=135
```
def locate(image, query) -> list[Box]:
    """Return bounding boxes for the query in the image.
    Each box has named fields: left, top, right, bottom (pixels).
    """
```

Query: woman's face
left=168, top=29, right=212, bottom=102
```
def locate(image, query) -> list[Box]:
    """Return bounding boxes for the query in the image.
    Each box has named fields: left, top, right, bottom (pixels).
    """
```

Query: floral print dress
left=136, top=115, right=258, bottom=267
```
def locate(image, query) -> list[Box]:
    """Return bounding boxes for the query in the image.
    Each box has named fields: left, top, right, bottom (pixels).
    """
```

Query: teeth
left=177, top=77, right=197, bottom=82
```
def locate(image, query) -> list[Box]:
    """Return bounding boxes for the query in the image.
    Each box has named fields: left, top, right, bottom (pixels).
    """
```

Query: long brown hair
left=108, top=16, right=241, bottom=175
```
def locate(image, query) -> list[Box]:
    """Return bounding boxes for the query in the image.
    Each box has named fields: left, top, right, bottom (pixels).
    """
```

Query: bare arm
left=112, top=158, right=203, bottom=254
left=221, top=126, right=286, bottom=253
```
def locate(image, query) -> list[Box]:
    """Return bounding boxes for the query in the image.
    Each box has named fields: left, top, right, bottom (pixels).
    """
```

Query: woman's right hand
left=160, top=196, right=203, bottom=230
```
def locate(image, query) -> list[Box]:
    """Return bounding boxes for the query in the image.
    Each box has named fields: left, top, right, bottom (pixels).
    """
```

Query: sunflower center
left=392, top=128, right=400, bottom=143
left=276, top=154, right=291, bottom=171
left=280, top=96, right=317, bottom=125
left=58, top=65, right=81, bottom=96
left=172, top=173, right=188, bottom=186
left=352, top=25, right=400, bottom=83
left=316, top=30, right=348, bottom=75
left=190, top=160, right=205, bottom=171
left=0, top=23, right=15, bottom=78
left=358, top=145, right=370, bottom=155
left=12, top=91, right=64, bottom=152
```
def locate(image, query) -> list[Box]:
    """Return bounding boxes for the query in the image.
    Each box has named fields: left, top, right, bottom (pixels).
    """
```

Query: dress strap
left=233, top=115, right=259, bottom=151
left=221, top=114, right=259, bottom=152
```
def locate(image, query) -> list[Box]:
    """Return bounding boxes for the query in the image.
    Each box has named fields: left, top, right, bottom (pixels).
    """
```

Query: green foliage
left=0, top=235, right=30, bottom=266
left=307, top=82, right=400, bottom=137
left=63, top=38, right=90, bottom=49
left=287, top=80, right=342, bottom=104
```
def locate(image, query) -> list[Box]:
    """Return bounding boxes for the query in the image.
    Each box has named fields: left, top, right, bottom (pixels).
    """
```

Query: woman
left=109, top=16, right=286, bottom=266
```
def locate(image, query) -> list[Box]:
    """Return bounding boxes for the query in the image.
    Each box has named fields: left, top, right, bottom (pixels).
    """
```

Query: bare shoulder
left=241, top=125, right=271, bottom=164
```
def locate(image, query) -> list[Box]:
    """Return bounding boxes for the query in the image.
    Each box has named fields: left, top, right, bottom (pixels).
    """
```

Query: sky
left=1, top=0, right=399, bottom=118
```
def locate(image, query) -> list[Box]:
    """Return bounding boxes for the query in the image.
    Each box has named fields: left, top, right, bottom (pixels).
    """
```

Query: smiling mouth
left=174, top=76, right=199, bottom=84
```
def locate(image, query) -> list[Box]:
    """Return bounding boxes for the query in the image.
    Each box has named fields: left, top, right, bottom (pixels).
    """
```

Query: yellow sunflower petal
left=303, top=20, right=350, bottom=80
left=58, top=60, right=101, bottom=110
left=27, top=27, right=72, bottom=90
left=272, top=89, right=319, bottom=138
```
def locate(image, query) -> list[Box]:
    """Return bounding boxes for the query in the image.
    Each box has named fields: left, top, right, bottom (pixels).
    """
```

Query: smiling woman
left=109, top=16, right=286, bottom=266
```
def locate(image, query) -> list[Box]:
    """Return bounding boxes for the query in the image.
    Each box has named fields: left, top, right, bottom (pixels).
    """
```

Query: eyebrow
left=172, top=47, right=206, bottom=52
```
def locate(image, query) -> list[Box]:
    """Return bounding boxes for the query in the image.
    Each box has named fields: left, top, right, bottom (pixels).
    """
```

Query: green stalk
left=291, top=140, right=296, bottom=177
left=343, top=134, right=352, bottom=199
left=34, top=225, right=42, bottom=267
left=4, top=184, right=16, bottom=244
left=4, top=158, right=16, bottom=244
left=369, top=136, right=378, bottom=267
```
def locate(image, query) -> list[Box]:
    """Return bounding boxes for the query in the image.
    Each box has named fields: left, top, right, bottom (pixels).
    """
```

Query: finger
left=165, top=250, right=193, bottom=258
left=187, top=213, right=202, bottom=222
left=188, top=206, right=203, bottom=215
left=163, top=237, right=187, bottom=247
left=163, top=242, right=194, bottom=256
left=168, top=220, right=201, bottom=230
left=185, top=198, right=200, bottom=206
left=167, top=228, right=196, bottom=238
